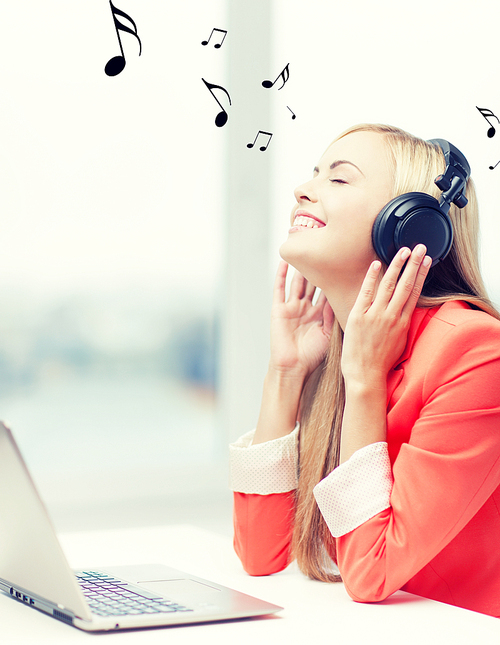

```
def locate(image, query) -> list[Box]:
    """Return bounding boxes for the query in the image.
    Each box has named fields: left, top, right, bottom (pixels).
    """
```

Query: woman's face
left=280, top=130, right=394, bottom=291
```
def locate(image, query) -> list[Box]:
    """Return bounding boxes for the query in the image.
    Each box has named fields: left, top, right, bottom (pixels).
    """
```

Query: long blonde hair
left=292, top=123, right=500, bottom=582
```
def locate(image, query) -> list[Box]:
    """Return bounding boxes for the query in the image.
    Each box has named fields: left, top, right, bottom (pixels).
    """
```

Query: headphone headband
left=427, top=138, right=470, bottom=212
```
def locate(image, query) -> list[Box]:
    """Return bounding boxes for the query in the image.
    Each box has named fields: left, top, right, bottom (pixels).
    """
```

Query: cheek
left=333, top=201, right=377, bottom=246
left=352, top=220, right=377, bottom=254
left=345, top=195, right=388, bottom=243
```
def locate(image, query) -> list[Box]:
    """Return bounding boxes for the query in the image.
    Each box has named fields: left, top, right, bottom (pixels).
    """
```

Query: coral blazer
left=233, top=301, right=500, bottom=617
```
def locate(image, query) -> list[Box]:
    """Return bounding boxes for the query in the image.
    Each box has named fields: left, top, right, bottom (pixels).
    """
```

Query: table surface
left=2, top=523, right=500, bottom=644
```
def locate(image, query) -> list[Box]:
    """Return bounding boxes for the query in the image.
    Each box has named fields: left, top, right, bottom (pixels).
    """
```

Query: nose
left=294, top=178, right=317, bottom=203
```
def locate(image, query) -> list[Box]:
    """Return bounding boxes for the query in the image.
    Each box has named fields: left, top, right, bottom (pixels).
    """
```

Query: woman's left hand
left=341, top=244, right=432, bottom=390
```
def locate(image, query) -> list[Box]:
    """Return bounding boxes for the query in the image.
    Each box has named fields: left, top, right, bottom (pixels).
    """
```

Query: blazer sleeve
left=233, top=491, right=295, bottom=576
left=317, top=315, right=500, bottom=602
left=230, top=427, right=299, bottom=576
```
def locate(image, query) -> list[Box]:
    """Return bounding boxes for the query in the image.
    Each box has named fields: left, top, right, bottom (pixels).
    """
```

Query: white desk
left=2, top=524, right=500, bottom=644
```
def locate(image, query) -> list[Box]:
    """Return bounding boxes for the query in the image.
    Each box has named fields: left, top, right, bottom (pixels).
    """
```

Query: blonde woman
left=230, top=124, right=500, bottom=617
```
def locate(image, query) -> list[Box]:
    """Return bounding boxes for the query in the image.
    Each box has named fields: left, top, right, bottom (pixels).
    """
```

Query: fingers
left=288, top=267, right=317, bottom=301
left=273, top=261, right=321, bottom=304
left=352, top=260, right=382, bottom=314
left=304, top=280, right=317, bottom=301
left=375, top=247, right=412, bottom=307
left=376, top=244, right=431, bottom=314
left=321, top=298, right=335, bottom=336
left=273, top=260, right=289, bottom=304
left=400, top=247, right=431, bottom=316
left=388, top=244, right=431, bottom=315
left=289, top=269, right=307, bottom=299
left=315, top=290, right=327, bottom=310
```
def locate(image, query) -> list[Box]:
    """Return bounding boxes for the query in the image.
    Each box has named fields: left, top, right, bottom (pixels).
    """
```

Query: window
left=1, top=1, right=229, bottom=530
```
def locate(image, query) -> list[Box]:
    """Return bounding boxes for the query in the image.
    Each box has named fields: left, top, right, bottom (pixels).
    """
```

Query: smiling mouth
left=292, top=215, right=325, bottom=229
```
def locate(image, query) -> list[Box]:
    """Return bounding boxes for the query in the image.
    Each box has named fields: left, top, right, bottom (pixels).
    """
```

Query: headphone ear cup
left=372, top=197, right=401, bottom=266
left=372, top=192, right=453, bottom=266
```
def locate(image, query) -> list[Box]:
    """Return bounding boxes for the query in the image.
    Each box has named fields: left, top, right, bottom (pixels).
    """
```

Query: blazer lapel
left=386, top=307, right=435, bottom=405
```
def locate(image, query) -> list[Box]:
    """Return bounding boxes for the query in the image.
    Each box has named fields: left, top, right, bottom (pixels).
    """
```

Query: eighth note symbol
left=201, top=78, right=231, bottom=127
left=262, top=63, right=290, bottom=90
left=247, top=131, right=273, bottom=152
left=489, top=160, right=500, bottom=170
left=201, top=28, right=227, bottom=49
left=105, top=1, right=142, bottom=76
left=476, top=106, right=499, bottom=138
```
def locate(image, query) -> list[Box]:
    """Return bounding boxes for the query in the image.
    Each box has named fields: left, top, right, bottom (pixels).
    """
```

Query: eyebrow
left=313, top=160, right=365, bottom=176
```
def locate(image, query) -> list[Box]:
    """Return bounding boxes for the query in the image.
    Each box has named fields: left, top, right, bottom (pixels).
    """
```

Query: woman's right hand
left=269, top=260, right=334, bottom=380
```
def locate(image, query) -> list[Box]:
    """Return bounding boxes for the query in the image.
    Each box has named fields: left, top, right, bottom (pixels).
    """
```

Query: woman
left=229, top=124, right=500, bottom=617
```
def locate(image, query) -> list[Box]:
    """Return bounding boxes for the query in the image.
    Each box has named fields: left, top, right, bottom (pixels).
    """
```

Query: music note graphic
left=201, top=78, right=232, bottom=127
left=262, top=64, right=290, bottom=90
left=201, top=28, right=227, bottom=48
left=247, top=131, right=273, bottom=152
left=489, top=160, right=500, bottom=170
left=287, top=106, right=296, bottom=120
left=476, top=106, right=499, bottom=138
left=105, top=1, right=142, bottom=76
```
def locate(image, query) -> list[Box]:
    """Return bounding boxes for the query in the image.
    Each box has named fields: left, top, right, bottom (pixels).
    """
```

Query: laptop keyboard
left=75, top=570, right=193, bottom=617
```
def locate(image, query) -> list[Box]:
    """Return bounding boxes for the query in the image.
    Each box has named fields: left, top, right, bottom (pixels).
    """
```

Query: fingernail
left=400, top=248, right=411, bottom=260
left=415, top=244, right=426, bottom=257
left=423, top=255, right=432, bottom=267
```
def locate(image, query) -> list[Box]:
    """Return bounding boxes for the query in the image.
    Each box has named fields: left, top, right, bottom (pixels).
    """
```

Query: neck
left=322, top=277, right=365, bottom=331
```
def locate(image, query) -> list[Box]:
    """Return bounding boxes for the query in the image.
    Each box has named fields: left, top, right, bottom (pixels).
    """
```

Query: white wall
left=0, top=1, right=228, bottom=508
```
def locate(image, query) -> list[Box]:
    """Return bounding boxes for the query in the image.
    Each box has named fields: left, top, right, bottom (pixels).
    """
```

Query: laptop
left=0, top=421, right=283, bottom=631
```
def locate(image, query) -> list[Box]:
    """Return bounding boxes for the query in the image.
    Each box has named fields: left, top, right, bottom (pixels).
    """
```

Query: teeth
left=294, top=215, right=321, bottom=229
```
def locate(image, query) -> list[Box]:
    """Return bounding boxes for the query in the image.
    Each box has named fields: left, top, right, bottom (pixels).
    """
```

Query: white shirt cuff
left=229, top=424, right=299, bottom=494
left=313, top=442, right=393, bottom=538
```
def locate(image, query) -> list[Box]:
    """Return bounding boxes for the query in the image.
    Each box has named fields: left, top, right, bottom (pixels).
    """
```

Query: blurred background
left=1, top=0, right=499, bottom=536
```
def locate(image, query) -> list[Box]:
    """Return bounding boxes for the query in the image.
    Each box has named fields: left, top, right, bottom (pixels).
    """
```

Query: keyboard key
left=76, top=570, right=193, bottom=618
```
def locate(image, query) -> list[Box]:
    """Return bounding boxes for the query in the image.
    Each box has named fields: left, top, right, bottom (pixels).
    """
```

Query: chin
left=279, top=239, right=291, bottom=263
left=279, top=239, right=301, bottom=270
left=279, top=240, right=323, bottom=287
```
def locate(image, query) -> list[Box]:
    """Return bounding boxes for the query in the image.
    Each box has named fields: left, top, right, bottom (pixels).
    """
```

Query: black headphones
left=371, top=139, right=471, bottom=267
